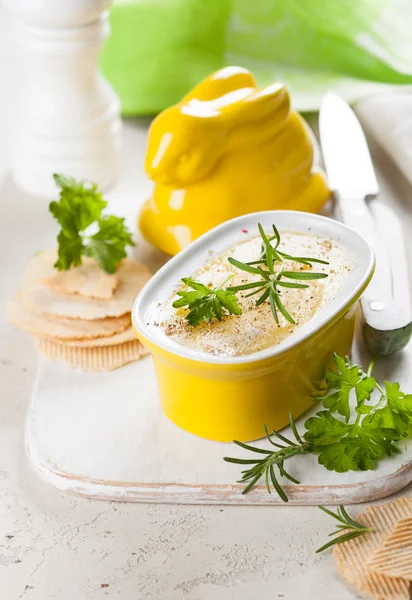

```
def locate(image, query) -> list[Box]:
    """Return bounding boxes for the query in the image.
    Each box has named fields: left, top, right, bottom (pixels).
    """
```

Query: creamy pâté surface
left=149, top=231, right=352, bottom=357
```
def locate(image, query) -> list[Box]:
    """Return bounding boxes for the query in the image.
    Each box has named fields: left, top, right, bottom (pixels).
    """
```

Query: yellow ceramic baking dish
left=132, top=211, right=374, bottom=442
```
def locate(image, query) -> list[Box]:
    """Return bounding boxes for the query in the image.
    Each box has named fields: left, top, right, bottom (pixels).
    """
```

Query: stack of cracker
left=334, top=496, right=412, bottom=599
left=8, top=251, right=151, bottom=371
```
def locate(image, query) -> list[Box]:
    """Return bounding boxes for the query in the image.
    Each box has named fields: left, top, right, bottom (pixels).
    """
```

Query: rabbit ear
left=220, top=82, right=290, bottom=126
left=182, top=66, right=256, bottom=102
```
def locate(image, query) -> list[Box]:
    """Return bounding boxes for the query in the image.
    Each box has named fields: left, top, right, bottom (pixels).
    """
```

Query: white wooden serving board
left=26, top=326, right=412, bottom=505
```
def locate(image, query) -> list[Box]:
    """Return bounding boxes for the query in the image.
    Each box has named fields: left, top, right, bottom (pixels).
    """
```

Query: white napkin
left=355, top=93, right=412, bottom=185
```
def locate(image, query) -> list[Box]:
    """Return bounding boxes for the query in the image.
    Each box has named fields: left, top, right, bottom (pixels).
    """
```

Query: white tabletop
left=0, top=6, right=411, bottom=600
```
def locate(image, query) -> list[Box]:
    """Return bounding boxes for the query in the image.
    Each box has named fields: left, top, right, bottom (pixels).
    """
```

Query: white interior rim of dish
left=132, top=211, right=375, bottom=365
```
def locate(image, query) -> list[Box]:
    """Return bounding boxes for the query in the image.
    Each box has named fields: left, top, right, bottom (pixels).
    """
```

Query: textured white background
left=0, top=5, right=411, bottom=599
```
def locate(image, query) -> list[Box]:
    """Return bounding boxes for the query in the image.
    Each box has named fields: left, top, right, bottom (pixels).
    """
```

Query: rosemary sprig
left=227, top=224, right=328, bottom=325
left=223, top=414, right=312, bottom=502
left=316, top=505, right=375, bottom=553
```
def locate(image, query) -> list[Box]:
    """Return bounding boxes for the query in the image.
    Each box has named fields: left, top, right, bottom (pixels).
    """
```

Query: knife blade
left=319, top=92, right=412, bottom=355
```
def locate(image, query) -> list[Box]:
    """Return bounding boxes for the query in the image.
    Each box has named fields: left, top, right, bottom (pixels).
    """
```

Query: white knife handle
left=335, top=193, right=407, bottom=332
left=369, top=200, right=412, bottom=314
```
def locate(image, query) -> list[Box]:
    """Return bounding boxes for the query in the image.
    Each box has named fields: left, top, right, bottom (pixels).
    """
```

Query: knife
left=319, top=92, right=412, bottom=355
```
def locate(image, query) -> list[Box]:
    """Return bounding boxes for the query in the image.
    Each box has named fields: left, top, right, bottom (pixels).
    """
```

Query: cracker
left=38, top=326, right=137, bottom=348
left=43, top=259, right=118, bottom=300
left=368, top=517, right=412, bottom=582
left=334, top=496, right=412, bottom=600
left=8, top=293, right=131, bottom=340
left=21, top=251, right=150, bottom=319
left=37, top=338, right=148, bottom=372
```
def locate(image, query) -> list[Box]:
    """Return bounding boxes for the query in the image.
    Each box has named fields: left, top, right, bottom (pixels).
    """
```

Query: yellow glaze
left=136, top=303, right=358, bottom=443
left=139, top=66, right=330, bottom=256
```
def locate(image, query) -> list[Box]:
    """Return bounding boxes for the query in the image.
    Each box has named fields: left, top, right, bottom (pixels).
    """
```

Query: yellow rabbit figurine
left=140, top=66, right=330, bottom=256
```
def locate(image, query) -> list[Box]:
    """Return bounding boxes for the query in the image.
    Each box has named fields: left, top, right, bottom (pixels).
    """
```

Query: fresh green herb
left=227, top=223, right=328, bottom=325
left=172, top=275, right=242, bottom=326
left=316, top=505, right=374, bottom=553
left=313, top=353, right=376, bottom=422
left=223, top=416, right=311, bottom=502
left=224, top=354, right=412, bottom=501
left=50, top=174, right=134, bottom=274
left=175, top=223, right=328, bottom=326
left=305, top=410, right=400, bottom=473
left=362, top=380, right=412, bottom=437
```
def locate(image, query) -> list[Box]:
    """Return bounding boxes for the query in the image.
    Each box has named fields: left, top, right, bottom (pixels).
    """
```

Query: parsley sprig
left=313, top=354, right=376, bottom=422
left=316, top=505, right=374, bottom=553
left=172, top=275, right=242, bottom=326
left=174, top=223, right=329, bottom=326
left=224, top=354, right=412, bottom=501
left=50, top=174, right=134, bottom=274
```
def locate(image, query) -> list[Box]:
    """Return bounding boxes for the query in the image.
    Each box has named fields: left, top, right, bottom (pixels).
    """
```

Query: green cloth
left=100, top=0, right=412, bottom=114
left=100, top=0, right=230, bottom=115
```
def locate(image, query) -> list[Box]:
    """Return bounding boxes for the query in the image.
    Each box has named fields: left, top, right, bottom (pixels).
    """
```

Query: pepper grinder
left=4, top=0, right=122, bottom=198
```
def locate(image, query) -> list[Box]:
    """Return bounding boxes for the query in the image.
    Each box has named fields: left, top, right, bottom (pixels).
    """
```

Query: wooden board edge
left=26, top=439, right=412, bottom=506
